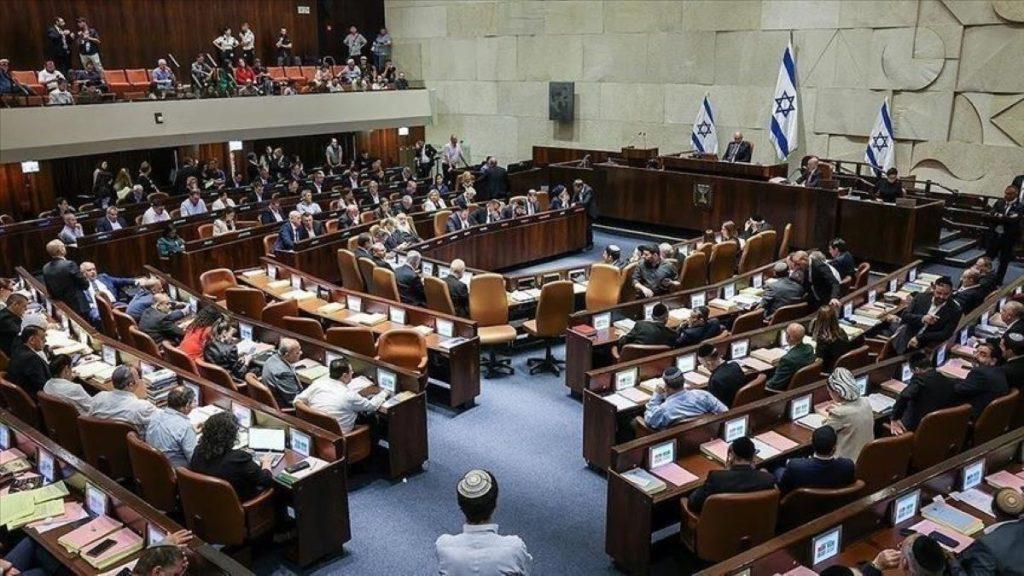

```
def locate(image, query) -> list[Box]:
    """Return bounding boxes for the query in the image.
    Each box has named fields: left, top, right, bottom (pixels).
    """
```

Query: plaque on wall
left=693, top=183, right=713, bottom=211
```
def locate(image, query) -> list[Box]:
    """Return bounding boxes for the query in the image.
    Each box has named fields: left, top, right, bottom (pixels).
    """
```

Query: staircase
left=923, top=227, right=985, bottom=266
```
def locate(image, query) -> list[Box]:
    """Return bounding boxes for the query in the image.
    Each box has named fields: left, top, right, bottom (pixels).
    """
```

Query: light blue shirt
left=436, top=524, right=532, bottom=576
left=179, top=198, right=207, bottom=216
left=145, top=407, right=197, bottom=469
left=644, top=388, right=727, bottom=430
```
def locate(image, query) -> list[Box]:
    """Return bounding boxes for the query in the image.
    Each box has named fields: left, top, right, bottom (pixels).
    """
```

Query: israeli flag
left=690, top=94, right=718, bottom=155
left=864, top=98, right=895, bottom=172
left=769, top=42, right=799, bottom=160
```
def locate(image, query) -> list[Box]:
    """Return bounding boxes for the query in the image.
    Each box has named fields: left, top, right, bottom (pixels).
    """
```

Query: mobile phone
left=86, top=538, right=117, bottom=557
left=929, top=531, right=959, bottom=548
left=898, top=528, right=915, bottom=536
left=285, top=460, right=311, bottom=474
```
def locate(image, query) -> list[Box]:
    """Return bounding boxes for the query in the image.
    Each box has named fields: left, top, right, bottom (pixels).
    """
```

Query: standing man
left=276, top=28, right=293, bottom=66
left=42, top=239, right=91, bottom=320
left=722, top=132, right=752, bottom=163
left=477, top=157, right=510, bottom=202
left=986, top=185, right=1021, bottom=283
left=325, top=137, right=343, bottom=175
left=442, top=135, right=466, bottom=184
left=344, top=26, right=367, bottom=59
left=74, top=17, right=103, bottom=71
left=371, top=28, right=392, bottom=71
left=46, top=17, right=74, bottom=76
left=238, top=22, right=256, bottom=65
left=572, top=179, right=597, bottom=250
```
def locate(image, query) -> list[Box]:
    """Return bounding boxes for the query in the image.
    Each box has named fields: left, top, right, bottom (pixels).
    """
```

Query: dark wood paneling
left=317, top=0, right=386, bottom=63
left=250, top=126, right=424, bottom=171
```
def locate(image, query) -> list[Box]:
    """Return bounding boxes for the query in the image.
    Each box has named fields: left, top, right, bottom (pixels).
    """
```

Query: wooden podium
left=620, top=146, right=658, bottom=166
left=837, top=196, right=944, bottom=266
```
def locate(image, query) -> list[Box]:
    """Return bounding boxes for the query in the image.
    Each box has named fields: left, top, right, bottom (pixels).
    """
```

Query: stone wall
left=386, top=0, right=1024, bottom=196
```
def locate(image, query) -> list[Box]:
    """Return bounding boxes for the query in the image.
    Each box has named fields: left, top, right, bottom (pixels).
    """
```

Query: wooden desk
left=658, top=155, right=788, bottom=180
left=837, top=196, right=945, bottom=266
left=0, top=410, right=250, bottom=575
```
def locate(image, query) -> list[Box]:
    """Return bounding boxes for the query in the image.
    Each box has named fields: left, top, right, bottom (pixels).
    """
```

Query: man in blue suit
left=774, top=425, right=855, bottom=493
left=81, top=261, right=138, bottom=304
left=274, top=211, right=307, bottom=251
left=95, top=206, right=129, bottom=232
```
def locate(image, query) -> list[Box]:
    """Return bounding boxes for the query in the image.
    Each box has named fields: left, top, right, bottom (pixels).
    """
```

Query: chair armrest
left=679, top=498, right=699, bottom=550
left=242, top=488, right=276, bottom=538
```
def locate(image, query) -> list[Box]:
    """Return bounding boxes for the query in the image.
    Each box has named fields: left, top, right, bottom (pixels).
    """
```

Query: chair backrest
left=197, top=223, right=214, bottom=239
left=325, top=327, right=377, bottom=357
left=433, top=210, right=452, bottom=237
left=126, top=431, right=178, bottom=513
left=677, top=252, right=708, bottom=291
left=708, top=242, right=738, bottom=284
left=911, top=404, right=972, bottom=471
left=224, top=287, right=266, bottom=320
left=377, top=329, right=428, bottom=372
left=125, top=69, right=150, bottom=85
left=358, top=258, right=378, bottom=292
left=95, top=295, right=118, bottom=337
left=36, top=392, right=83, bottom=456
left=833, top=345, right=871, bottom=372
left=360, top=211, right=376, bottom=224
left=778, top=480, right=865, bottom=531
left=585, top=264, right=621, bottom=311
left=129, top=326, right=162, bottom=357
left=112, top=309, right=138, bottom=342
left=195, top=358, right=239, bottom=391
left=469, top=273, right=509, bottom=327
left=778, top=223, right=793, bottom=259
left=261, top=298, right=298, bottom=329
left=424, top=276, right=456, bottom=315
left=618, top=262, right=638, bottom=303
left=199, top=268, right=237, bottom=300
left=973, top=389, right=1020, bottom=445
left=345, top=235, right=360, bottom=251
left=283, top=315, right=325, bottom=341
left=176, top=467, right=247, bottom=546
left=755, top=230, right=777, bottom=270
left=0, top=378, right=40, bottom=428
left=737, top=234, right=759, bottom=274
left=693, top=489, right=780, bottom=562
left=533, top=281, right=574, bottom=336
left=769, top=302, right=811, bottom=325
left=853, top=262, right=871, bottom=290
left=162, top=343, right=197, bottom=374
left=855, top=433, right=914, bottom=493
left=732, top=374, right=766, bottom=408
left=244, top=373, right=280, bottom=410
left=731, top=309, right=765, bottom=335
left=295, top=401, right=342, bottom=434
left=618, top=344, right=671, bottom=363
left=263, top=234, right=278, bottom=256
left=372, top=267, right=401, bottom=301
left=78, top=415, right=134, bottom=481
left=786, top=359, right=824, bottom=391
left=337, top=249, right=366, bottom=292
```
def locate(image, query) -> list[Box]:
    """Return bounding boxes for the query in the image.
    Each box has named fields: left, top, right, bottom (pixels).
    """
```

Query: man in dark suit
left=954, top=342, right=1009, bottom=418
left=0, top=293, right=28, bottom=356
left=952, top=268, right=987, bottom=314
left=986, top=185, right=1022, bottom=282
left=687, top=437, right=776, bottom=514
left=827, top=238, right=856, bottom=281
left=445, top=205, right=472, bottom=233
left=139, top=294, right=186, bottom=345
left=395, top=251, right=426, bottom=306
left=259, top=194, right=285, bottom=225
left=81, top=261, right=137, bottom=304
left=959, top=491, right=1024, bottom=576
left=1001, top=333, right=1024, bottom=388
left=795, top=251, right=841, bottom=309
left=42, top=239, right=91, bottom=320
left=273, top=211, right=306, bottom=251
left=338, top=204, right=361, bottom=229
left=572, top=179, right=597, bottom=249
left=888, top=276, right=962, bottom=354
left=300, top=213, right=325, bottom=238
left=761, top=263, right=806, bottom=317
left=796, top=156, right=821, bottom=187
left=722, top=132, right=752, bottom=163
left=766, top=323, right=816, bottom=392
left=6, top=326, right=50, bottom=397
left=998, top=301, right=1023, bottom=340
left=477, top=157, right=510, bottom=201
left=972, top=256, right=999, bottom=295
left=46, top=17, right=74, bottom=75
left=775, top=425, right=855, bottom=493
left=444, top=259, right=471, bottom=317
left=675, top=306, right=723, bottom=347
left=697, top=343, right=746, bottom=407
left=618, top=303, right=676, bottom=348
left=353, top=233, right=373, bottom=261
left=95, top=206, right=128, bottom=232
left=890, top=352, right=960, bottom=433
left=174, top=157, right=199, bottom=194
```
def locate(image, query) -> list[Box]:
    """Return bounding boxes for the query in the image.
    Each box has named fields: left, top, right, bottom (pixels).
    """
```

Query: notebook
left=82, top=527, right=145, bottom=570
left=740, top=356, right=774, bottom=372
left=795, top=413, right=826, bottom=431
left=920, top=501, right=984, bottom=535
left=58, top=515, right=123, bottom=553
left=755, top=431, right=799, bottom=452
left=29, top=501, right=89, bottom=533
left=317, top=302, right=346, bottom=314
left=350, top=312, right=387, bottom=326
left=909, top=519, right=974, bottom=553
left=266, top=279, right=291, bottom=290
left=619, top=387, right=652, bottom=404
left=0, top=448, right=26, bottom=466
left=650, top=463, right=698, bottom=487
left=937, top=359, right=972, bottom=380
left=880, top=379, right=907, bottom=395
left=699, top=439, right=730, bottom=465
left=985, top=470, right=1024, bottom=491
left=750, top=348, right=786, bottom=365
left=296, top=364, right=329, bottom=385
left=751, top=438, right=781, bottom=460
left=7, top=499, right=64, bottom=530
left=638, top=378, right=663, bottom=394
left=621, top=468, right=667, bottom=495
left=867, top=394, right=897, bottom=414
left=281, top=290, right=316, bottom=301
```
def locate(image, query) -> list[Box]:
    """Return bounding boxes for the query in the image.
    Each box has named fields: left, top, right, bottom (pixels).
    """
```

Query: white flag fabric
left=769, top=42, right=799, bottom=160
left=690, top=94, right=718, bottom=155
left=864, top=98, right=895, bottom=172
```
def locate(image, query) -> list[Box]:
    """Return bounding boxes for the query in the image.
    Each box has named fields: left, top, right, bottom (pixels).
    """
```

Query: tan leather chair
left=197, top=223, right=214, bottom=239
left=612, top=344, right=671, bottom=363
left=225, top=287, right=266, bottom=320
left=283, top=316, right=325, bottom=341
left=832, top=345, right=871, bottom=372
left=910, top=404, right=971, bottom=471
left=95, top=295, right=118, bottom=338
left=755, top=230, right=777, bottom=270
left=584, top=264, right=621, bottom=311
left=195, top=358, right=239, bottom=391
left=261, top=298, right=298, bottom=329
left=244, top=373, right=284, bottom=412
left=358, top=257, right=378, bottom=292
left=424, top=276, right=456, bottom=315
left=856, top=433, right=913, bottom=493
left=778, top=223, right=793, bottom=259
left=346, top=236, right=360, bottom=251
left=126, top=432, right=178, bottom=513
left=37, top=392, right=83, bottom=456
left=523, top=281, right=574, bottom=375
left=676, top=252, right=709, bottom=291
left=360, top=211, right=375, bottom=224
left=768, top=302, right=811, bottom=325
left=325, top=327, right=377, bottom=357
left=112, top=308, right=138, bottom=342
left=617, top=262, right=638, bottom=303
left=376, top=328, right=428, bottom=372
left=783, top=359, right=823, bottom=391
left=78, top=415, right=135, bottom=483
left=470, top=273, right=517, bottom=377
left=853, top=262, right=871, bottom=290
left=731, top=309, right=766, bottom=335
left=200, top=268, right=237, bottom=300
left=163, top=343, right=198, bottom=375
left=778, top=480, right=865, bottom=531
left=681, top=489, right=780, bottom=562
left=295, top=402, right=372, bottom=464
left=337, top=249, right=365, bottom=292
left=708, top=242, right=738, bottom=284
left=0, top=377, right=41, bottom=429
left=732, top=374, right=766, bottom=408
left=325, top=219, right=339, bottom=233
left=372, top=267, right=401, bottom=301
left=177, top=467, right=276, bottom=547
left=263, top=234, right=278, bottom=256
left=129, top=326, right=163, bottom=358
left=433, top=210, right=452, bottom=237
left=737, top=234, right=759, bottom=274
left=973, top=389, right=1019, bottom=445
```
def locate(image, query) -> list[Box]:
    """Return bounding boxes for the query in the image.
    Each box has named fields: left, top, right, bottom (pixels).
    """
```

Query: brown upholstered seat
left=783, top=358, right=824, bottom=391
left=0, top=377, right=41, bottom=429
left=617, top=262, right=638, bottom=303
left=612, top=344, right=671, bottom=363
left=768, top=302, right=811, bottom=325
left=337, top=249, right=365, bottom=292
left=94, top=295, right=118, bottom=337
left=433, top=210, right=452, bottom=237
left=37, top=392, right=83, bottom=456
left=195, top=358, right=239, bottom=391
left=853, top=262, right=871, bottom=290
left=295, top=401, right=372, bottom=464
left=199, top=268, right=237, bottom=300
left=732, top=374, right=766, bottom=408
left=325, top=327, right=377, bottom=357
left=244, top=373, right=283, bottom=411
left=112, top=308, right=138, bottom=342
left=196, top=223, right=214, bottom=239
left=372, top=267, right=401, bottom=302
left=263, top=234, right=278, bottom=256
left=78, top=415, right=135, bottom=483
left=129, top=325, right=162, bottom=357
left=855, top=433, right=913, bottom=493
left=126, top=431, right=178, bottom=513
left=832, top=345, right=871, bottom=372
left=261, top=299, right=298, bottom=329
left=177, top=467, right=276, bottom=547
left=777, top=480, right=865, bottom=531
left=163, top=343, right=198, bottom=374
left=424, top=276, right=456, bottom=315
left=470, top=273, right=516, bottom=377
left=778, top=223, right=793, bottom=259
left=972, top=389, right=1019, bottom=445
left=376, top=329, right=428, bottom=372
left=284, top=316, right=325, bottom=341
left=708, top=242, right=738, bottom=284
left=584, top=264, right=620, bottom=311
left=357, top=257, right=378, bottom=292
left=910, top=404, right=971, bottom=471
left=225, top=287, right=265, bottom=320
left=731, top=309, right=766, bottom=335
left=676, top=252, right=708, bottom=291
left=523, top=281, right=574, bottom=375
left=681, top=489, right=780, bottom=562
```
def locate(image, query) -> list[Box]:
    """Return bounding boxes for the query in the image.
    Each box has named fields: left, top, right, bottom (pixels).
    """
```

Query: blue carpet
left=504, top=228, right=685, bottom=276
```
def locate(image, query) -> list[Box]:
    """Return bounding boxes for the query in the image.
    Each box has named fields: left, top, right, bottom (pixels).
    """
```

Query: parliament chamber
left=1, top=1, right=1023, bottom=575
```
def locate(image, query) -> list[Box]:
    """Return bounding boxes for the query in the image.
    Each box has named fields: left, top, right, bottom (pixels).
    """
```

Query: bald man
left=444, top=259, right=470, bottom=317
left=722, top=132, right=752, bottom=163
left=766, top=323, right=815, bottom=391
left=42, top=239, right=91, bottom=320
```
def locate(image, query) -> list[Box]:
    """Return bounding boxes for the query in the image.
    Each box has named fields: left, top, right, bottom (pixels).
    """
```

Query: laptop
left=247, top=428, right=286, bottom=452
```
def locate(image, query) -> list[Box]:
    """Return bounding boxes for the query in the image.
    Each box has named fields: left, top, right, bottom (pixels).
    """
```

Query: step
left=932, top=237, right=978, bottom=258
left=946, top=247, right=987, bottom=266
left=939, top=227, right=961, bottom=244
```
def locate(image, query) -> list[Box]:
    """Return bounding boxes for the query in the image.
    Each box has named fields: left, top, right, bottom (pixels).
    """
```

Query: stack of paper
left=509, top=290, right=534, bottom=303
left=613, top=319, right=636, bottom=334
left=281, top=290, right=316, bottom=301
left=297, top=364, right=329, bottom=385
left=740, top=356, right=774, bottom=372
left=73, top=360, right=115, bottom=380
left=621, top=468, right=667, bottom=495
left=881, top=379, right=908, bottom=395
left=618, top=387, right=651, bottom=404
left=413, top=325, right=434, bottom=336
left=796, top=413, right=827, bottom=431
left=733, top=294, right=761, bottom=308
left=740, top=287, right=764, bottom=297
left=751, top=348, right=786, bottom=365
left=317, top=302, right=346, bottom=314
left=684, top=372, right=709, bottom=388
left=921, top=502, right=984, bottom=535
left=266, top=279, right=291, bottom=290
left=839, top=324, right=864, bottom=339
left=755, top=431, right=799, bottom=453
left=708, top=298, right=738, bottom=311
left=241, top=269, right=266, bottom=278
left=638, top=378, right=663, bottom=394
left=909, top=519, right=974, bottom=553
left=82, top=527, right=144, bottom=570
left=188, top=405, right=224, bottom=430
left=938, top=359, right=972, bottom=380
left=438, top=336, right=468, bottom=350
left=350, top=312, right=387, bottom=326
left=867, top=394, right=897, bottom=414
left=699, top=439, right=730, bottom=465
left=58, top=515, right=123, bottom=554
left=668, top=308, right=692, bottom=324
left=0, top=448, right=27, bottom=465
left=650, top=462, right=698, bottom=487
left=985, top=470, right=1024, bottom=491
left=6, top=499, right=64, bottom=530
left=381, top=390, right=416, bottom=409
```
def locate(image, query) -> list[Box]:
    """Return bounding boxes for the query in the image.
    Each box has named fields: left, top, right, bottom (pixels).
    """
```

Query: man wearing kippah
left=643, top=367, right=726, bottom=430
left=858, top=533, right=956, bottom=576
left=436, top=469, right=532, bottom=575
left=87, top=365, right=157, bottom=438
left=959, top=487, right=1024, bottom=574
left=1000, top=332, right=1024, bottom=386
left=618, top=303, right=676, bottom=348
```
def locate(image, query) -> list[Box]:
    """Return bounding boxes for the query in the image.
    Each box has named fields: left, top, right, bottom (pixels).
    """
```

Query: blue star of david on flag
left=871, top=133, right=888, bottom=152
left=774, top=92, right=796, bottom=118
left=865, top=98, right=895, bottom=171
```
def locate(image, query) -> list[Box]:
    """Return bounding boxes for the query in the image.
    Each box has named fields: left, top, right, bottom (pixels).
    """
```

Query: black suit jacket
left=394, top=264, right=425, bottom=306
left=46, top=25, right=71, bottom=58
left=0, top=308, right=21, bottom=356
left=189, top=449, right=273, bottom=501
left=445, top=213, right=470, bottom=233
left=572, top=185, right=598, bottom=219
left=43, top=258, right=91, bottom=319
left=776, top=456, right=855, bottom=494
left=259, top=208, right=284, bottom=225
left=891, top=370, right=960, bottom=431
left=708, top=360, right=746, bottom=407
left=796, top=168, right=820, bottom=188
left=688, top=465, right=776, bottom=514
left=139, top=307, right=185, bottom=345
left=955, top=366, right=1009, bottom=418
left=478, top=166, right=510, bottom=201
left=805, top=260, right=840, bottom=307
left=829, top=251, right=856, bottom=280
left=952, top=285, right=986, bottom=314
left=95, top=217, right=129, bottom=233
left=722, top=140, right=752, bottom=163
left=991, top=198, right=1022, bottom=239
left=675, top=318, right=723, bottom=347
left=619, top=320, right=677, bottom=347
left=7, top=342, right=49, bottom=397
left=354, top=247, right=373, bottom=261
left=897, top=292, right=962, bottom=349
left=1003, top=357, right=1024, bottom=390
left=443, top=275, right=469, bottom=317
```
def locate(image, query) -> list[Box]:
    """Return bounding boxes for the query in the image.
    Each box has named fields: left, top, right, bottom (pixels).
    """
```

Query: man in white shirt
left=343, top=26, right=367, bottom=58
left=442, top=135, right=466, bottom=182
left=293, top=358, right=387, bottom=433
left=145, top=386, right=198, bottom=468
left=436, top=469, right=533, bottom=575
left=142, top=201, right=170, bottom=224
left=43, top=354, right=93, bottom=414
left=296, top=190, right=322, bottom=215
left=88, top=365, right=157, bottom=438
left=238, top=22, right=256, bottom=64
left=48, top=78, right=73, bottom=106
left=325, top=138, right=343, bottom=174
left=342, top=59, right=361, bottom=83
left=179, top=189, right=207, bottom=216
left=38, top=60, right=66, bottom=91
left=57, top=212, right=84, bottom=245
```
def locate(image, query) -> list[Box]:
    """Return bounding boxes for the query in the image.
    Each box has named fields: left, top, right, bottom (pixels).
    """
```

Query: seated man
left=444, top=259, right=471, bottom=317
left=697, top=343, right=746, bottom=407
left=687, top=436, right=776, bottom=514
left=602, top=245, right=626, bottom=269
left=618, top=303, right=676, bottom=348
left=261, top=338, right=303, bottom=406
left=644, top=367, right=727, bottom=430
left=954, top=341, right=1009, bottom=418
left=775, top=425, right=855, bottom=493
left=952, top=268, right=987, bottom=314
left=890, top=352, right=959, bottom=434
left=997, top=300, right=1023, bottom=339
left=300, top=213, right=324, bottom=238
left=1001, top=333, right=1024, bottom=387
left=0, top=292, right=28, bottom=356
left=828, top=238, right=856, bottom=281
left=796, top=156, right=821, bottom=188
left=446, top=205, right=473, bottom=233
left=338, top=204, right=361, bottom=229
left=971, top=256, right=998, bottom=295
left=722, top=132, right=753, bottom=163
left=760, top=262, right=806, bottom=317
left=259, top=194, right=285, bottom=225
left=435, top=469, right=533, bottom=575
left=675, top=305, right=723, bottom=347
left=959, top=487, right=1024, bottom=576
left=858, top=533, right=955, bottom=576
left=353, top=233, right=373, bottom=261
left=632, top=244, right=677, bottom=298
left=126, top=278, right=163, bottom=321
left=369, top=242, right=391, bottom=269
left=88, top=365, right=157, bottom=437
left=58, top=212, right=85, bottom=245
left=766, top=323, right=815, bottom=392
left=296, top=190, right=322, bottom=215
left=145, top=386, right=198, bottom=469
left=395, top=250, right=427, bottom=306
left=293, top=358, right=388, bottom=433
left=887, top=275, right=962, bottom=354
left=274, top=211, right=306, bottom=251
left=139, top=294, right=186, bottom=345
left=7, top=326, right=50, bottom=397
left=95, top=206, right=128, bottom=232
left=81, top=260, right=138, bottom=304
left=43, top=354, right=93, bottom=414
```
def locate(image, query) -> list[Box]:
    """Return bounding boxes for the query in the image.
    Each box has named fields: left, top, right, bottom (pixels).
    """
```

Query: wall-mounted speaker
left=549, top=82, right=574, bottom=122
